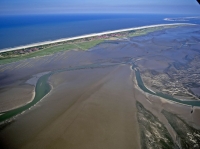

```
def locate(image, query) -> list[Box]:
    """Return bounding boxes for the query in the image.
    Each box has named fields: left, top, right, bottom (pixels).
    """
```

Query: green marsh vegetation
left=0, top=25, right=181, bottom=65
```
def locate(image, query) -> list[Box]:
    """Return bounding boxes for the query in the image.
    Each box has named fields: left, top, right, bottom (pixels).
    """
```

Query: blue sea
left=0, top=13, right=199, bottom=50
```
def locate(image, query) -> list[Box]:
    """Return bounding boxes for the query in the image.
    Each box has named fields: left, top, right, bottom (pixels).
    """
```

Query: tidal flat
left=0, top=25, right=200, bottom=149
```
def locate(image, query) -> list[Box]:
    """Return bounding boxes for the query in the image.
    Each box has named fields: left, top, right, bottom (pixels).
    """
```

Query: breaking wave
left=164, top=16, right=200, bottom=21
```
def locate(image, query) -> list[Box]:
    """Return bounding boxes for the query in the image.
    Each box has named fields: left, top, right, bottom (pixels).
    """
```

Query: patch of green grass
left=0, top=40, right=104, bottom=65
left=0, top=25, right=181, bottom=65
left=0, top=43, right=77, bottom=65
left=75, top=39, right=104, bottom=50
left=128, top=26, right=175, bottom=37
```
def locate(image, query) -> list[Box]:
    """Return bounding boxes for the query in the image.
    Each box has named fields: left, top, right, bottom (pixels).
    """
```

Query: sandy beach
left=0, top=23, right=193, bottom=53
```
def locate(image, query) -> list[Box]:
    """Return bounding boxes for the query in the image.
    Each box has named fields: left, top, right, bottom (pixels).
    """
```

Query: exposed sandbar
left=0, top=85, right=35, bottom=113
left=0, top=65, right=140, bottom=149
left=26, top=71, right=50, bottom=86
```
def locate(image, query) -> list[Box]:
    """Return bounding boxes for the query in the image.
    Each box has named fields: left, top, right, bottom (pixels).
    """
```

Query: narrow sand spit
left=0, top=23, right=192, bottom=53
left=0, top=65, right=140, bottom=149
left=26, top=71, right=50, bottom=86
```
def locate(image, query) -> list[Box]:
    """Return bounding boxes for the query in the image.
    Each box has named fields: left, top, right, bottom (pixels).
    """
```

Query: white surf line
left=164, top=16, right=200, bottom=21
left=0, top=23, right=195, bottom=53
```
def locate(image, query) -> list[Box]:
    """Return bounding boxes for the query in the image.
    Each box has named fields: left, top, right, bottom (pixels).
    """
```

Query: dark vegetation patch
left=162, top=110, right=200, bottom=149
left=136, top=101, right=177, bottom=149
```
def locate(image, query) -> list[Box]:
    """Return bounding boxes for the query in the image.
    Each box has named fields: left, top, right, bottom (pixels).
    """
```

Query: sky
left=0, top=0, right=200, bottom=15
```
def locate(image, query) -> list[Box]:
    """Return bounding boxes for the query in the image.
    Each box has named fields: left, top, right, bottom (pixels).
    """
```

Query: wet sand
left=0, top=85, right=35, bottom=113
left=132, top=69, right=200, bottom=145
left=26, top=71, right=50, bottom=86
left=0, top=65, right=140, bottom=149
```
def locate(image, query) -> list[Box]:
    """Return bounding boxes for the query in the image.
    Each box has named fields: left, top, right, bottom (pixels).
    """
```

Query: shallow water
left=0, top=73, right=51, bottom=122
left=0, top=25, right=200, bottom=122
left=134, top=68, right=200, bottom=107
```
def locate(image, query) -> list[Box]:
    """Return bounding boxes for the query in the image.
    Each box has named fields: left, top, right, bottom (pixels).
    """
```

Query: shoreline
left=0, top=72, right=50, bottom=114
left=26, top=71, right=51, bottom=86
left=0, top=72, right=51, bottom=122
left=0, top=89, right=35, bottom=114
left=0, top=23, right=194, bottom=53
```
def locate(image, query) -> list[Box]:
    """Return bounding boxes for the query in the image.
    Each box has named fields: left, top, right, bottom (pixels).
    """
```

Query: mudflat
left=0, top=25, right=200, bottom=149
left=0, top=85, right=34, bottom=112
left=0, top=65, right=140, bottom=149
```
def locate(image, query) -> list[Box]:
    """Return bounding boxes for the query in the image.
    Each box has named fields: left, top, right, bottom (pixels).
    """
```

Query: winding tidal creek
left=1, top=62, right=200, bottom=123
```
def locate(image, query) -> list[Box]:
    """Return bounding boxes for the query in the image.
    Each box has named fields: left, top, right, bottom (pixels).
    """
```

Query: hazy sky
left=0, top=0, right=200, bottom=15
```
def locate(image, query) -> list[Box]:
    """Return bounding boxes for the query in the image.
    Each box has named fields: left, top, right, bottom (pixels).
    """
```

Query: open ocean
left=0, top=13, right=200, bottom=50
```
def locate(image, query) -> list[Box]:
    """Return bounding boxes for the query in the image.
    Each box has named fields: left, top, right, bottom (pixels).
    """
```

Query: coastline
left=0, top=72, right=51, bottom=122
left=0, top=71, right=51, bottom=114
left=0, top=85, right=35, bottom=113
left=0, top=23, right=194, bottom=53
left=0, top=89, right=35, bottom=114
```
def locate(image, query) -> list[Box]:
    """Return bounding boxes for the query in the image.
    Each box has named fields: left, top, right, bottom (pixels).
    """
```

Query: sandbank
left=0, top=85, right=35, bottom=113
left=26, top=71, right=50, bottom=86
left=0, top=65, right=140, bottom=149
